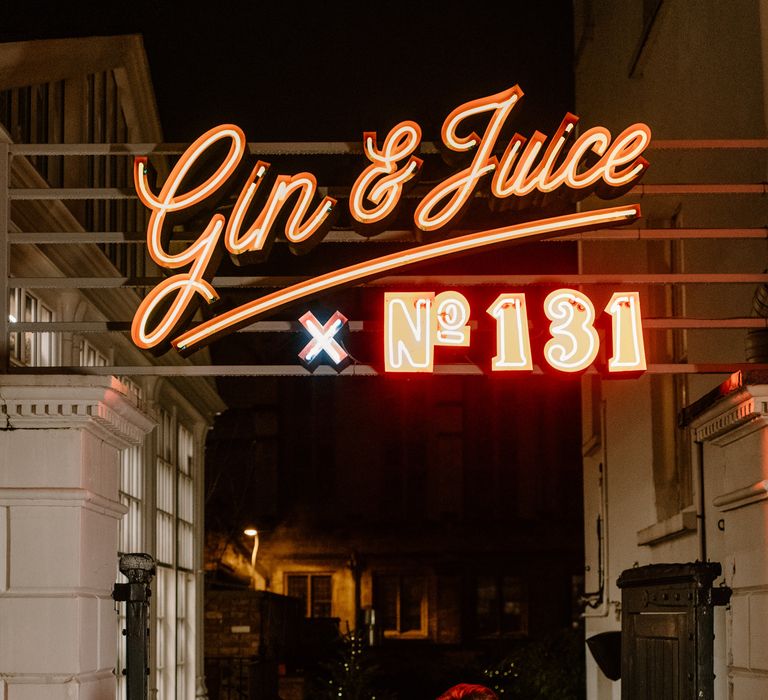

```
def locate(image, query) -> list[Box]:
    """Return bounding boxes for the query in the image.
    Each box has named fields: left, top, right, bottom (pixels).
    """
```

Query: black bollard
left=113, top=553, right=156, bottom=700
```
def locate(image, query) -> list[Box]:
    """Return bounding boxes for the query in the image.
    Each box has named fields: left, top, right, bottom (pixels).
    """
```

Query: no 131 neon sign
left=384, top=289, right=646, bottom=374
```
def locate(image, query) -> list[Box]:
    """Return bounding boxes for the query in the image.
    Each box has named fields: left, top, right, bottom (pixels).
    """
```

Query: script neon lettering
left=492, top=115, right=579, bottom=197
left=350, top=121, right=422, bottom=229
left=131, top=125, right=246, bottom=349
left=226, top=167, right=336, bottom=254
left=414, top=86, right=523, bottom=232
left=129, top=88, right=652, bottom=352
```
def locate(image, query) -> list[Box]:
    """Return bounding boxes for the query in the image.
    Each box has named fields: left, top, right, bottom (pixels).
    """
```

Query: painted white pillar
left=0, top=376, right=154, bottom=700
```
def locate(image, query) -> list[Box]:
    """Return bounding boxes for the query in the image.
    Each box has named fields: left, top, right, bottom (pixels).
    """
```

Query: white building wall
left=690, top=385, right=768, bottom=699
left=0, top=36, right=226, bottom=699
left=0, top=376, right=154, bottom=699
left=574, top=1, right=768, bottom=698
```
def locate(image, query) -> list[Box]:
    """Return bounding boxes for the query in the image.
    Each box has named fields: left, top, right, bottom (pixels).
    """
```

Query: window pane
left=23, top=292, right=35, bottom=363
left=400, top=576, right=424, bottom=632
left=375, top=575, right=399, bottom=631
left=311, top=575, right=332, bottom=618
left=501, top=576, right=526, bottom=635
left=287, top=575, right=309, bottom=616
left=476, top=575, right=499, bottom=637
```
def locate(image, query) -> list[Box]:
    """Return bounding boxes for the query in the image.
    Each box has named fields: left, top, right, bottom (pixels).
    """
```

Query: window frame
left=373, top=572, right=429, bottom=639
left=284, top=572, right=334, bottom=618
left=8, top=287, right=58, bottom=367
left=472, top=573, right=529, bottom=640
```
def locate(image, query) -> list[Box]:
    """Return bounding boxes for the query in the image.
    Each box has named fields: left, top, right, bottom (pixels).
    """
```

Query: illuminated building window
left=79, top=338, right=109, bottom=366
left=373, top=574, right=427, bottom=636
left=286, top=574, right=333, bottom=618
left=155, top=409, right=197, bottom=699
left=116, top=442, right=144, bottom=700
left=474, top=575, right=528, bottom=638
left=8, top=288, right=57, bottom=367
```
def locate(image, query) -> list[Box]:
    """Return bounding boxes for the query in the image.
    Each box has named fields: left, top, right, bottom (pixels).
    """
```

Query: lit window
left=79, top=338, right=109, bottom=367
left=8, top=288, right=57, bottom=367
left=286, top=574, right=333, bottom=618
left=116, top=443, right=144, bottom=700
left=154, top=409, right=197, bottom=699
left=475, top=575, right=528, bottom=638
left=374, top=574, right=426, bottom=636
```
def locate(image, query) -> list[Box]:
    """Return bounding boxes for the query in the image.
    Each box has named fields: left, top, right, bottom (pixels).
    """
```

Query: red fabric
left=436, top=683, right=498, bottom=700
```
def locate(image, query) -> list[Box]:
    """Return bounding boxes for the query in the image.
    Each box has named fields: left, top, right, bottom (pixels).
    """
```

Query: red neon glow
left=487, top=293, right=533, bottom=371
left=605, top=292, right=647, bottom=372
left=543, top=289, right=600, bottom=373
left=433, top=291, right=471, bottom=347
left=384, top=292, right=434, bottom=372
left=384, top=290, right=471, bottom=372
left=384, top=288, right=648, bottom=374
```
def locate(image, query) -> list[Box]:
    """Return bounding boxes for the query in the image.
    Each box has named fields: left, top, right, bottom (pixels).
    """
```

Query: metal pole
left=113, top=553, right=156, bottom=700
left=0, top=141, right=10, bottom=371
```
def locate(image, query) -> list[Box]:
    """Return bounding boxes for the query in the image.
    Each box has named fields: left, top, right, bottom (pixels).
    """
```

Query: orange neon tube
left=172, top=204, right=641, bottom=351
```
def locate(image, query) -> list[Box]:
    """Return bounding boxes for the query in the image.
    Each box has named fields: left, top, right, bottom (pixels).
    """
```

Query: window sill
left=382, top=631, right=429, bottom=640
left=637, top=507, right=697, bottom=547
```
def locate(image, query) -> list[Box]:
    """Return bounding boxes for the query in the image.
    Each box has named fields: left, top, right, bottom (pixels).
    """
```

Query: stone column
left=0, top=376, right=154, bottom=699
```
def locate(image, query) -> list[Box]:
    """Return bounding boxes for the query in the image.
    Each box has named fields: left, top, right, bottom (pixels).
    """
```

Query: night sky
left=2, top=1, right=574, bottom=141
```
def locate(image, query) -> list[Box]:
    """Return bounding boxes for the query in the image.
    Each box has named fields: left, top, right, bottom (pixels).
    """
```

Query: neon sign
left=130, top=86, right=651, bottom=360
left=383, top=289, right=647, bottom=374
left=298, top=310, right=351, bottom=371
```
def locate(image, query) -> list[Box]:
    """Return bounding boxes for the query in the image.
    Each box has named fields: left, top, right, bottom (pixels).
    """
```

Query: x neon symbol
left=298, top=310, right=351, bottom=371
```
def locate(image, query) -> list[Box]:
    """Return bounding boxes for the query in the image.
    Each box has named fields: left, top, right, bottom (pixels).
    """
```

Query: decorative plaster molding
left=691, top=389, right=768, bottom=446
left=1, top=668, right=116, bottom=685
left=0, top=586, right=113, bottom=598
left=0, top=376, right=155, bottom=448
left=713, top=480, right=768, bottom=512
left=0, top=487, right=128, bottom=518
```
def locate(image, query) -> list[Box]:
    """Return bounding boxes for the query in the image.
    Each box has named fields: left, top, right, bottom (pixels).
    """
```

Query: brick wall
left=204, top=589, right=302, bottom=659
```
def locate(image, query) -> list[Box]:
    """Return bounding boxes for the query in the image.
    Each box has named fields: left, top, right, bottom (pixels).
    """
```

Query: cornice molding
left=0, top=486, right=128, bottom=519
left=0, top=375, right=155, bottom=448
left=689, top=386, right=768, bottom=445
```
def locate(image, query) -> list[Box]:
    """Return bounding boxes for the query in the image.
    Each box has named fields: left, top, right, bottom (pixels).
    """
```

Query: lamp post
left=244, top=527, right=259, bottom=590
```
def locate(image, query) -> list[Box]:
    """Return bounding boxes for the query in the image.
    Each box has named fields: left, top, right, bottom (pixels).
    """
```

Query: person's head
left=436, top=683, right=498, bottom=700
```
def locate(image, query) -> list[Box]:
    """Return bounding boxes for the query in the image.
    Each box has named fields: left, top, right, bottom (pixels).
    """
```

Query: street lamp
left=243, top=527, right=259, bottom=589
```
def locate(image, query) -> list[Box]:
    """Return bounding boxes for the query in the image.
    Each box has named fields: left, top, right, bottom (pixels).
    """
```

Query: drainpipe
left=581, top=400, right=612, bottom=618
left=695, top=440, right=708, bottom=563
